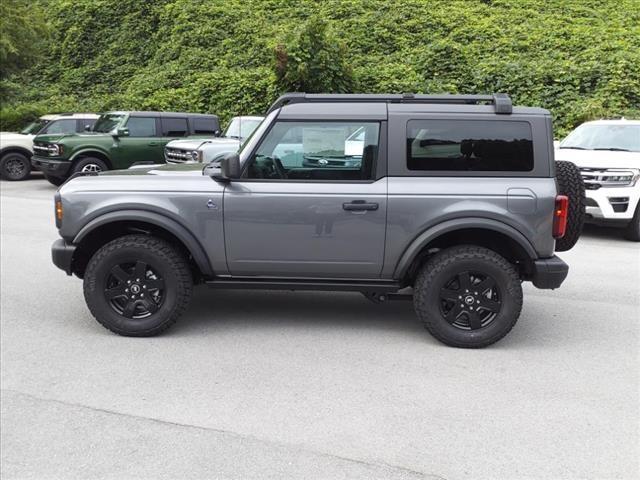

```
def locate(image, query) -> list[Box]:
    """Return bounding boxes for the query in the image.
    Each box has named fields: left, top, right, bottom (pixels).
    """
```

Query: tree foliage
left=275, top=16, right=354, bottom=93
left=1, top=0, right=638, bottom=136
left=0, top=0, right=48, bottom=87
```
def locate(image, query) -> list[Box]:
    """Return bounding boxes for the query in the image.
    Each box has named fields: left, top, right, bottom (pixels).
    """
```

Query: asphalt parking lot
left=1, top=173, right=639, bottom=480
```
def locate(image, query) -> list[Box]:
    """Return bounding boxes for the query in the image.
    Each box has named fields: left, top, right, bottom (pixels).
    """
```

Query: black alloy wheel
left=438, top=271, right=501, bottom=330
left=0, top=153, right=31, bottom=181
left=105, top=261, right=165, bottom=319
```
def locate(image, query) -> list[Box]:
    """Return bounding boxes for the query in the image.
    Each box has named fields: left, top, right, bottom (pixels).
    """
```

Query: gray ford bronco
left=51, top=93, right=585, bottom=348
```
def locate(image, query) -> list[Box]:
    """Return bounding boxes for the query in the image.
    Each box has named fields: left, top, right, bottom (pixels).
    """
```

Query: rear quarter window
left=161, top=117, right=189, bottom=137
left=407, top=120, right=534, bottom=172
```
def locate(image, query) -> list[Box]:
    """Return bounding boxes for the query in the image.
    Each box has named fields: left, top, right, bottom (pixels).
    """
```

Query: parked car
left=555, top=119, right=640, bottom=241
left=164, top=115, right=264, bottom=164
left=31, top=111, right=220, bottom=185
left=51, top=93, right=585, bottom=348
left=0, top=113, right=98, bottom=181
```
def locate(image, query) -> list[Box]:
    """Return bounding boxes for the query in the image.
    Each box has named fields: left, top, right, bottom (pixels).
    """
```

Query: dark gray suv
left=51, top=93, right=585, bottom=348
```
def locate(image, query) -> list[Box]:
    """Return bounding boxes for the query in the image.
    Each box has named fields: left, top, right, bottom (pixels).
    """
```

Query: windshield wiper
left=559, top=146, right=587, bottom=150
left=593, top=147, right=630, bottom=152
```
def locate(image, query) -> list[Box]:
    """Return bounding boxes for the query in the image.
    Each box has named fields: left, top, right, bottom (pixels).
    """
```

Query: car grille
left=33, top=143, right=52, bottom=155
left=165, top=148, right=197, bottom=164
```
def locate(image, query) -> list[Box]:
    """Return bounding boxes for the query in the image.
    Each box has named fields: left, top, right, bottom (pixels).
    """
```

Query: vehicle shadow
left=175, top=288, right=426, bottom=338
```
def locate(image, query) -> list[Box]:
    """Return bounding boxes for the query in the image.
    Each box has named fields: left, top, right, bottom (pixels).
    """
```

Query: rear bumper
left=52, top=239, right=76, bottom=275
left=31, top=156, right=71, bottom=177
left=530, top=255, right=568, bottom=289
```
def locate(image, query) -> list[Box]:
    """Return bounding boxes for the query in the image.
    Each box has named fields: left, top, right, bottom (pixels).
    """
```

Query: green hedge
left=1, top=0, right=639, bottom=137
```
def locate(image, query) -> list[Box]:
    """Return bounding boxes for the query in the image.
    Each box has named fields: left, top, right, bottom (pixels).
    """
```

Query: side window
left=245, top=121, right=379, bottom=181
left=126, top=117, right=157, bottom=137
left=192, top=117, right=218, bottom=135
left=407, top=120, right=533, bottom=172
left=76, top=118, right=97, bottom=132
left=40, top=119, right=77, bottom=135
left=161, top=117, right=188, bottom=137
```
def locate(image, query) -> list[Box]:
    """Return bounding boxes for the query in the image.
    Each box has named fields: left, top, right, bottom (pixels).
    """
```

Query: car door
left=111, top=115, right=162, bottom=168
left=223, top=120, right=387, bottom=278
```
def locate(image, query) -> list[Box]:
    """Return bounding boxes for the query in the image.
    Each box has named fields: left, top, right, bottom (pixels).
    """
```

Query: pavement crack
left=2, top=388, right=442, bottom=479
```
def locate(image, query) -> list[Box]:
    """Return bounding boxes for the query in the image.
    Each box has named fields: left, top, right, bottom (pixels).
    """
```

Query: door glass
left=39, top=119, right=77, bottom=135
left=126, top=117, right=157, bottom=137
left=246, top=121, right=379, bottom=181
left=161, top=117, right=188, bottom=137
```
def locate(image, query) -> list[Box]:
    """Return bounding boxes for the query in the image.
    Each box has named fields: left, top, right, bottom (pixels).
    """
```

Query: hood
left=555, top=148, right=640, bottom=170
left=0, top=132, right=32, bottom=141
left=166, top=137, right=239, bottom=150
left=99, top=162, right=206, bottom=176
left=34, top=131, right=110, bottom=144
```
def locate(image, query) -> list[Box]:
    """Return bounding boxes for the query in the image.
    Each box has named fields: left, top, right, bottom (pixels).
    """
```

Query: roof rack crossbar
left=267, top=92, right=512, bottom=114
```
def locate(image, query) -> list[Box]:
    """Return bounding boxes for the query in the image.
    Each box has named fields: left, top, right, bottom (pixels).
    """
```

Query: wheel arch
left=0, top=146, right=33, bottom=159
left=70, top=149, right=113, bottom=169
left=394, top=217, right=538, bottom=283
left=71, top=211, right=213, bottom=279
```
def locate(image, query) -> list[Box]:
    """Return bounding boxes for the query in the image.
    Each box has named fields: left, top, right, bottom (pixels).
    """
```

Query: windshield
left=560, top=124, right=640, bottom=152
left=20, top=119, right=50, bottom=135
left=224, top=118, right=263, bottom=140
left=92, top=114, right=125, bottom=133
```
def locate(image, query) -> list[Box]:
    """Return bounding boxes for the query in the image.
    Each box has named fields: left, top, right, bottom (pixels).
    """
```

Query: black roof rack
left=267, top=92, right=513, bottom=114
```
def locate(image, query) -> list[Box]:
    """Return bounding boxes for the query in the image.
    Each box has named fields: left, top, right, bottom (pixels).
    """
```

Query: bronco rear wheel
left=413, top=245, right=523, bottom=348
left=555, top=160, right=585, bottom=251
left=83, top=234, right=192, bottom=336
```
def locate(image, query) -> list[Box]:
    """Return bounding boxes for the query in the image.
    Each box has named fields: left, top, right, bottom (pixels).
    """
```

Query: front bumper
left=530, top=255, right=569, bottom=290
left=584, top=185, right=640, bottom=222
left=52, top=239, right=76, bottom=275
left=31, top=156, right=71, bottom=177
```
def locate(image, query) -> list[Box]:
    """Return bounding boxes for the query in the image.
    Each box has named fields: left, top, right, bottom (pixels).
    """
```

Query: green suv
left=31, top=111, right=220, bottom=185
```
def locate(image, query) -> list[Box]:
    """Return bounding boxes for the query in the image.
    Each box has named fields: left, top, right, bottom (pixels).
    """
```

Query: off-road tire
left=83, top=234, right=192, bottom=336
left=71, top=157, right=108, bottom=175
left=624, top=203, right=640, bottom=242
left=0, top=152, right=31, bottom=181
left=413, top=245, right=523, bottom=348
left=555, top=160, right=585, bottom=251
left=44, top=174, right=65, bottom=186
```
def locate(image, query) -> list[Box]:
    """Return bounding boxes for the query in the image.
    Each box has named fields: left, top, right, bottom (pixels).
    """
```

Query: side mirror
left=114, top=127, right=129, bottom=137
left=84, top=125, right=92, bottom=132
left=211, top=153, right=240, bottom=181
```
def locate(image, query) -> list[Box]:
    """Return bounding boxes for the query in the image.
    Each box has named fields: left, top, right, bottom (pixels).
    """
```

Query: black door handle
left=343, top=200, right=379, bottom=211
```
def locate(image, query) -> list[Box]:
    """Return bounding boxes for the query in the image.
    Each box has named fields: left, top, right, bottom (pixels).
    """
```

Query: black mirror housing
left=114, top=127, right=129, bottom=137
left=212, top=153, right=240, bottom=181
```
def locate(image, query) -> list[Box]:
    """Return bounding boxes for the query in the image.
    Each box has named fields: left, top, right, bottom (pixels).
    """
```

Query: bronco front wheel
left=83, top=234, right=192, bottom=336
left=413, top=245, right=523, bottom=348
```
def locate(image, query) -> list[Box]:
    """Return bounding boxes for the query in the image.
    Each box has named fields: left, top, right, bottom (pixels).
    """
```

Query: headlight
left=49, top=144, right=63, bottom=156
left=600, top=169, right=639, bottom=187
left=581, top=168, right=640, bottom=187
left=191, top=150, right=203, bottom=163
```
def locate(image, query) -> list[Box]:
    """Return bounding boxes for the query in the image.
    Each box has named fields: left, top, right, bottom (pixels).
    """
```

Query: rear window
left=407, top=120, right=534, bottom=172
left=192, top=117, right=218, bottom=135
left=161, top=117, right=188, bottom=137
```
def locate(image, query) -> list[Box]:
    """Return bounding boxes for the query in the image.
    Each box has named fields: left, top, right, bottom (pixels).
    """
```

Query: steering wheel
left=272, top=155, right=287, bottom=179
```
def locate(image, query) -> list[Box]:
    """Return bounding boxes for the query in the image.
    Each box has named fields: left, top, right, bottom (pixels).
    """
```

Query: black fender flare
left=73, top=210, right=214, bottom=276
left=393, top=217, right=538, bottom=279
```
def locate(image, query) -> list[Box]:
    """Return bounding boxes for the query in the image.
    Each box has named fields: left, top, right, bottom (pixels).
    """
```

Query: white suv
left=0, top=113, right=98, bottom=181
left=555, top=119, right=640, bottom=241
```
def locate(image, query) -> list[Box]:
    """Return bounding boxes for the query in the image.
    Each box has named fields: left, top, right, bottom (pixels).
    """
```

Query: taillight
left=553, top=195, right=569, bottom=238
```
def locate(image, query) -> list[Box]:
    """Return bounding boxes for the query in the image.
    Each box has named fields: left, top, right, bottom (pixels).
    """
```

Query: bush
left=1, top=0, right=639, bottom=136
